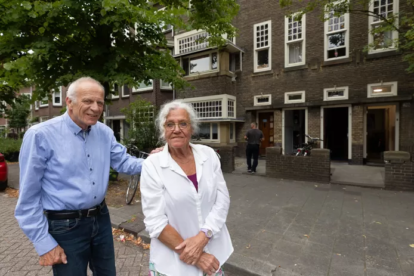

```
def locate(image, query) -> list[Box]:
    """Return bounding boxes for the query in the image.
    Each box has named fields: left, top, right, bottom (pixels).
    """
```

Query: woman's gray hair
left=156, top=100, right=200, bottom=142
left=67, top=77, right=105, bottom=102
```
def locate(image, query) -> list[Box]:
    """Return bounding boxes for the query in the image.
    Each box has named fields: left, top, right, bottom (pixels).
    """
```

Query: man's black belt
left=44, top=200, right=106, bottom=220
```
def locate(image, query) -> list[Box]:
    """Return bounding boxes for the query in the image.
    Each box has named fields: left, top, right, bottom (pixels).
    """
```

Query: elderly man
left=244, top=122, right=264, bottom=174
left=15, top=77, right=144, bottom=276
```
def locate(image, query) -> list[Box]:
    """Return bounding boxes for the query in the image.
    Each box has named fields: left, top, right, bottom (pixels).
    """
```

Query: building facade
left=174, top=0, right=413, bottom=165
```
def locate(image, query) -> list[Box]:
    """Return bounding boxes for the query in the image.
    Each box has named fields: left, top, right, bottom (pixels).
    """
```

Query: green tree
left=279, top=0, right=414, bottom=73
left=0, top=0, right=239, bottom=103
left=121, top=96, right=159, bottom=153
left=5, top=94, right=31, bottom=134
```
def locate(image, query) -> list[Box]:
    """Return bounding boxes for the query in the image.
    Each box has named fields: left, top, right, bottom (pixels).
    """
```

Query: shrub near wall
left=0, top=138, right=23, bottom=162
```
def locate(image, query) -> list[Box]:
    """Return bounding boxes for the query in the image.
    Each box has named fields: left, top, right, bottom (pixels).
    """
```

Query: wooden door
left=258, top=112, right=274, bottom=155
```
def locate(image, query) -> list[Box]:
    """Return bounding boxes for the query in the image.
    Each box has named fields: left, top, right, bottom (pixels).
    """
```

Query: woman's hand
left=196, top=253, right=220, bottom=276
left=175, top=232, right=209, bottom=265
left=150, top=146, right=164, bottom=155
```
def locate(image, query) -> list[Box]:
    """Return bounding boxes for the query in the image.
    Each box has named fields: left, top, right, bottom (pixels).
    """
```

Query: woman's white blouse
left=140, top=144, right=234, bottom=276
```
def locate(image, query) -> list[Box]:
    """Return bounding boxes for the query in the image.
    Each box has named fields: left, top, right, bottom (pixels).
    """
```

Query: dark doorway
left=284, top=109, right=306, bottom=155
left=258, top=112, right=274, bottom=156
left=324, top=107, right=348, bottom=161
left=112, top=120, right=121, bottom=142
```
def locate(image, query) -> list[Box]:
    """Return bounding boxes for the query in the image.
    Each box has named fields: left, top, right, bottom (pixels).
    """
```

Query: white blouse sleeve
left=140, top=159, right=169, bottom=238
left=201, top=149, right=230, bottom=237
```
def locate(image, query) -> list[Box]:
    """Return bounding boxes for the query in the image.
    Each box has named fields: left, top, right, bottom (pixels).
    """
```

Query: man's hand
left=196, top=253, right=220, bottom=276
left=39, top=245, right=67, bottom=266
left=175, top=232, right=209, bottom=265
left=150, top=146, right=164, bottom=155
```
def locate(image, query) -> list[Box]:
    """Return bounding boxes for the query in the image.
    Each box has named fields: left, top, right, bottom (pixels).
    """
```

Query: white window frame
left=324, top=3, right=350, bottom=61
left=192, top=122, right=220, bottom=143
left=368, top=0, right=399, bottom=53
left=39, top=96, right=49, bottom=107
left=160, top=80, right=172, bottom=90
left=35, top=100, right=39, bottom=110
left=323, top=86, right=349, bottom=101
left=285, top=14, right=306, bottom=67
left=285, top=91, right=306, bottom=104
left=367, top=81, right=398, bottom=98
left=253, top=20, right=272, bottom=73
left=122, top=85, right=130, bottom=97
left=254, top=94, right=272, bottom=106
left=158, top=7, right=173, bottom=34
left=181, top=51, right=219, bottom=76
left=52, top=87, right=63, bottom=106
left=132, top=80, right=154, bottom=93
left=22, top=93, right=32, bottom=110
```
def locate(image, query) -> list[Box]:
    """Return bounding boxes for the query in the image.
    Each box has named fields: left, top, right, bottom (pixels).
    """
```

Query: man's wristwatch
left=200, top=228, right=213, bottom=239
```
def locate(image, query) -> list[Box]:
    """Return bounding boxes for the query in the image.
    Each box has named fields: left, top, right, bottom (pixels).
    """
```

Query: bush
left=0, top=138, right=22, bottom=161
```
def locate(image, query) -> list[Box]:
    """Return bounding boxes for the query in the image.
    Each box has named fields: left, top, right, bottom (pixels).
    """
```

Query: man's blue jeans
left=48, top=205, right=116, bottom=276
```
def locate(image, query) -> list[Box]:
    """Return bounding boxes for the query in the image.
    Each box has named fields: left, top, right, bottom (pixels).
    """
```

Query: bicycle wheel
left=126, top=174, right=140, bottom=205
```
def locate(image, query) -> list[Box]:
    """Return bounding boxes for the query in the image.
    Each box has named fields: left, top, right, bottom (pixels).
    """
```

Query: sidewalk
left=109, top=173, right=414, bottom=276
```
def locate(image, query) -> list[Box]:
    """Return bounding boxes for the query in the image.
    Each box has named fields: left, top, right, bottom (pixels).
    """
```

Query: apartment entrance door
left=258, top=112, right=274, bottom=156
left=366, top=105, right=397, bottom=163
left=324, top=107, right=349, bottom=161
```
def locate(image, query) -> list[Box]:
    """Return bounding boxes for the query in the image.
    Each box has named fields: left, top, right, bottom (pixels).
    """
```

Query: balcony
left=174, top=30, right=243, bottom=57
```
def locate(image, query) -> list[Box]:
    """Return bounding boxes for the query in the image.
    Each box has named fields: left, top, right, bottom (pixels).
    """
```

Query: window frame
left=160, top=80, right=173, bottom=90
left=368, top=0, right=399, bottom=53
left=181, top=51, right=219, bottom=76
left=35, top=100, right=39, bottom=110
left=285, top=14, right=306, bottom=67
left=253, top=20, right=272, bottom=73
left=285, top=91, right=306, bottom=104
left=254, top=94, right=272, bottom=106
left=122, top=85, right=130, bottom=97
left=367, top=81, right=398, bottom=98
left=39, top=96, right=49, bottom=107
left=192, top=122, right=220, bottom=143
left=132, top=80, right=154, bottom=93
left=229, top=122, right=236, bottom=143
left=52, top=87, right=63, bottom=107
left=324, top=3, right=350, bottom=61
left=323, top=86, right=349, bottom=101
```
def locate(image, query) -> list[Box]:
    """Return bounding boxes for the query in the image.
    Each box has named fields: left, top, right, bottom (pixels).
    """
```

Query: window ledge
left=251, top=70, right=274, bottom=77
left=367, top=50, right=400, bottom=60
left=184, top=72, right=220, bottom=81
left=322, top=58, right=352, bottom=67
left=132, top=89, right=153, bottom=93
left=283, top=65, right=308, bottom=72
left=121, top=95, right=130, bottom=99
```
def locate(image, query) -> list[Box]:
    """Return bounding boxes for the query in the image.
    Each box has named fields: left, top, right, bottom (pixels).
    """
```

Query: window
left=177, top=31, right=210, bottom=55
left=285, top=14, right=306, bottom=67
left=368, top=0, right=399, bottom=52
left=253, top=21, right=271, bottom=72
left=161, top=80, right=172, bottom=90
left=122, top=85, right=130, bottom=97
left=254, top=94, right=272, bottom=106
left=40, top=96, right=49, bottom=107
left=158, top=7, right=173, bottom=33
left=228, top=100, right=235, bottom=117
left=285, top=91, right=305, bottom=104
left=192, top=101, right=222, bottom=118
left=193, top=123, right=219, bottom=142
left=35, top=101, right=39, bottom=110
left=183, top=94, right=236, bottom=119
left=182, top=52, right=218, bottom=76
left=324, top=4, right=349, bottom=60
left=53, top=87, right=62, bottom=106
left=229, top=123, right=235, bottom=143
left=110, top=85, right=120, bottom=99
left=132, top=80, right=153, bottom=93
left=323, top=86, right=349, bottom=101
left=367, top=81, right=397, bottom=97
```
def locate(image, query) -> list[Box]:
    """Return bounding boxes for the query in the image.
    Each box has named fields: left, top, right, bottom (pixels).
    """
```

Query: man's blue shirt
left=15, top=112, right=143, bottom=255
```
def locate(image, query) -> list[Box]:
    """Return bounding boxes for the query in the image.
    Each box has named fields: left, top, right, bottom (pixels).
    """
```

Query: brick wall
left=384, top=151, right=414, bottom=190
left=210, top=146, right=235, bottom=173
left=351, top=105, right=364, bottom=164
left=308, top=107, right=320, bottom=143
left=266, top=147, right=330, bottom=183
left=400, top=101, right=414, bottom=155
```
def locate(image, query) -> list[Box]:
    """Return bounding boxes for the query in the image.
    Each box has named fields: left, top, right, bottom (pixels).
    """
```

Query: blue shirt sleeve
left=15, top=129, right=58, bottom=256
left=109, top=134, right=144, bottom=175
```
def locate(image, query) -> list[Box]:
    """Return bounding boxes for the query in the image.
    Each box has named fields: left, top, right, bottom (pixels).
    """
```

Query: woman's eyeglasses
left=165, top=122, right=189, bottom=131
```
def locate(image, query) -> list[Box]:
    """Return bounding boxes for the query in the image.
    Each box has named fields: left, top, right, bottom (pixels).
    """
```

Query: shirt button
left=94, top=196, right=96, bottom=199
left=90, top=168, right=92, bottom=171
left=93, top=182, right=95, bottom=185
left=88, top=154, right=90, bottom=157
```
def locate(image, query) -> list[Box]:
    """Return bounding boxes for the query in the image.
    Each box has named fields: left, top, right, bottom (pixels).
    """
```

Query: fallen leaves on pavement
left=112, top=228, right=150, bottom=250
left=410, top=244, right=414, bottom=248
left=5, top=187, right=19, bottom=198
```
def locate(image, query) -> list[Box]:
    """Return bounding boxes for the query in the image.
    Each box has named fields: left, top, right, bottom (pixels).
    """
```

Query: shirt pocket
left=48, top=218, right=79, bottom=235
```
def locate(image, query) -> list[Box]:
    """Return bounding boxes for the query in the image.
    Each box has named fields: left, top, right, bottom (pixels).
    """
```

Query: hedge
left=0, top=138, right=23, bottom=162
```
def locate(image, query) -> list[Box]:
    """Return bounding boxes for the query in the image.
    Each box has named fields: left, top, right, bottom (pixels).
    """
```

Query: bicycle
left=126, top=145, right=149, bottom=205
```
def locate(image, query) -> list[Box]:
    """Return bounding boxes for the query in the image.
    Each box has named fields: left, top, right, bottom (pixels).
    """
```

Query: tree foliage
left=0, top=0, right=239, bottom=104
left=121, top=96, right=159, bottom=152
left=5, top=94, right=31, bottom=132
left=279, top=0, right=414, bottom=73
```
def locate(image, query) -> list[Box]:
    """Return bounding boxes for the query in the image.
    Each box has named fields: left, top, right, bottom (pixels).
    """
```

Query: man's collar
left=63, top=112, right=92, bottom=136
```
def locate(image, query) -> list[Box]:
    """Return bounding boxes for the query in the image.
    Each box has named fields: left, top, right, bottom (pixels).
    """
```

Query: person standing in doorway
left=244, top=122, right=264, bottom=174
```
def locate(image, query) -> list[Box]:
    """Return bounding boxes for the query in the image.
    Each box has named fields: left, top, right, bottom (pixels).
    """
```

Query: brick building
left=174, top=0, right=413, bottom=165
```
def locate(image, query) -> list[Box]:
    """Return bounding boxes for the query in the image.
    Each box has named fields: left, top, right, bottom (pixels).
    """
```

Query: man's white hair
left=156, top=100, right=200, bottom=142
left=67, top=77, right=105, bottom=102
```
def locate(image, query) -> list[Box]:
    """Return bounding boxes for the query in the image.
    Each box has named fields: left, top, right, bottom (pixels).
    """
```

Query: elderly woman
left=140, top=100, right=233, bottom=276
